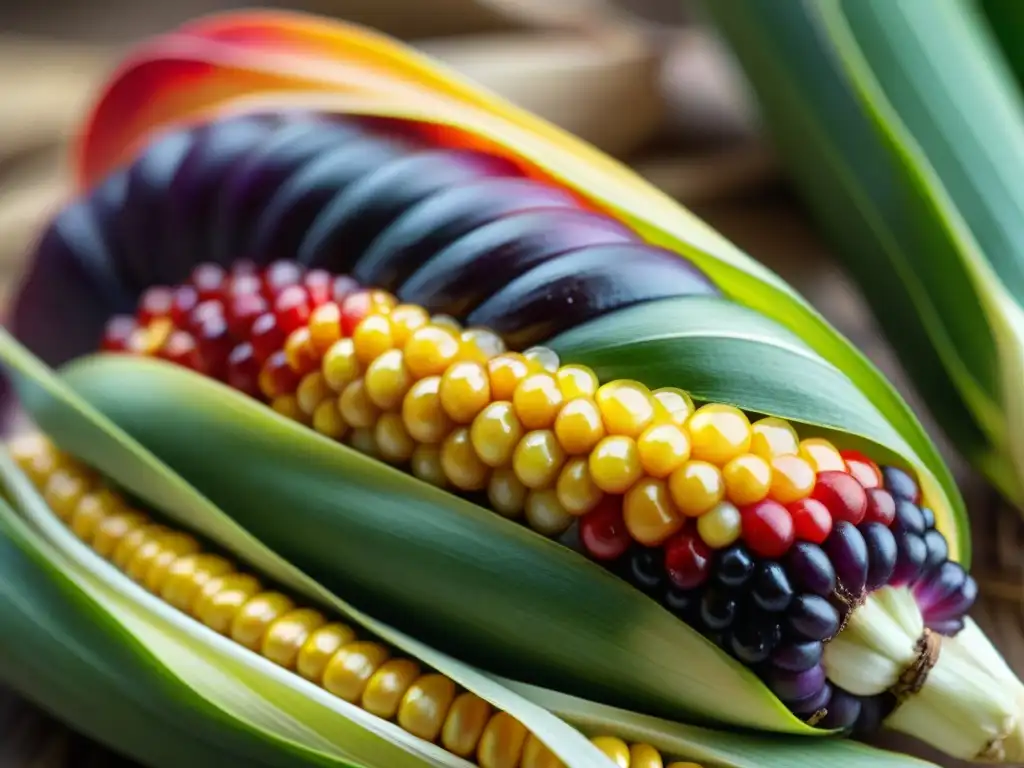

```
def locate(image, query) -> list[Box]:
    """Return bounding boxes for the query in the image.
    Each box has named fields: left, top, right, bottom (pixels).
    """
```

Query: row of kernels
left=11, top=434, right=701, bottom=768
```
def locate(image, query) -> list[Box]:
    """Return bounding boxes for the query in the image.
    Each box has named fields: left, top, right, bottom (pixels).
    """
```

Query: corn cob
left=11, top=432, right=700, bottom=768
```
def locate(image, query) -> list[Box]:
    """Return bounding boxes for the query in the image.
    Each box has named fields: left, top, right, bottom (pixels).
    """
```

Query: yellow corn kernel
left=596, top=380, right=656, bottom=438
left=440, top=361, right=492, bottom=424
left=389, top=305, right=430, bottom=347
left=460, top=327, right=505, bottom=362
left=688, top=404, right=752, bottom=465
left=312, top=399, right=348, bottom=440
left=589, top=436, right=643, bottom=494
left=43, top=468, right=93, bottom=521
left=271, top=395, right=307, bottom=424
left=405, top=325, right=461, bottom=379
left=161, top=554, right=235, bottom=613
left=262, top=608, right=327, bottom=670
left=398, top=673, right=457, bottom=742
left=555, top=365, right=598, bottom=400
left=442, top=693, right=492, bottom=758
left=769, top=455, right=816, bottom=504
left=231, top=592, right=295, bottom=651
left=722, top=453, right=772, bottom=506
left=70, top=489, right=122, bottom=543
left=92, top=511, right=149, bottom=559
left=553, top=398, right=605, bottom=455
left=470, top=401, right=525, bottom=468
left=631, top=743, right=665, bottom=768
left=339, top=378, right=381, bottom=429
left=513, top=430, right=566, bottom=490
left=524, top=489, right=573, bottom=537
left=799, top=437, right=845, bottom=473
left=591, top=736, right=631, bottom=768
left=194, top=574, right=263, bottom=635
left=487, top=468, right=527, bottom=519
left=348, top=427, right=380, bottom=458
left=441, top=428, right=490, bottom=491
left=696, top=501, right=742, bottom=549
left=112, top=524, right=167, bottom=571
left=521, top=734, right=565, bottom=768
left=637, top=423, right=691, bottom=478
left=361, top=659, right=421, bottom=719
left=141, top=532, right=201, bottom=593
left=488, top=354, right=532, bottom=401
left=297, top=623, right=357, bottom=684
left=284, top=327, right=318, bottom=375
left=523, top=346, right=560, bottom=373
left=353, top=314, right=394, bottom=365
left=403, top=377, right=454, bottom=444
left=652, top=387, right=694, bottom=427
left=750, top=416, right=799, bottom=459
left=411, top=444, right=448, bottom=488
left=323, top=641, right=391, bottom=702
left=308, top=302, right=342, bottom=354
left=513, top=373, right=564, bottom=430
left=624, top=478, right=683, bottom=546
left=322, top=338, right=361, bottom=391
left=10, top=433, right=63, bottom=486
left=296, top=372, right=333, bottom=416
left=375, top=413, right=416, bottom=464
left=668, top=460, right=725, bottom=518
left=431, top=314, right=462, bottom=333
left=365, top=349, right=412, bottom=411
left=477, top=712, right=528, bottom=768
left=555, top=457, right=604, bottom=516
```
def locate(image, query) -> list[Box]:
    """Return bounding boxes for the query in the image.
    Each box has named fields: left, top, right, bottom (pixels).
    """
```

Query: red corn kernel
left=187, top=299, right=225, bottom=334
left=579, top=497, right=631, bottom=562
left=191, top=263, right=227, bottom=302
left=194, top=314, right=233, bottom=379
left=863, top=488, right=896, bottom=526
left=250, top=313, right=286, bottom=364
left=341, top=291, right=376, bottom=337
left=226, top=343, right=261, bottom=397
left=227, top=293, right=269, bottom=339
left=811, top=470, right=867, bottom=525
left=259, top=350, right=299, bottom=399
left=170, top=285, right=199, bottom=327
left=740, top=499, right=795, bottom=558
left=137, top=286, right=174, bottom=325
left=263, top=260, right=304, bottom=298
left=227, top=272, right=263, bottom=299
left=841, top=450, right=882, bottom=489
left=230, top=259, right=258, bottom=277
left=274, top=285, right=312, bottom=335
left=331, top=275, right=361, bottom=306
left=157, top=330, right=202, bottom=370
left=788, top=498, right=832, bottom=545
left=664, top=531, right=712, bottom=590
left=304, top=269, right=333, bottom=308
left=284, top=327, right=319, bottom=376
left=101, top=316, right=137, bottom=352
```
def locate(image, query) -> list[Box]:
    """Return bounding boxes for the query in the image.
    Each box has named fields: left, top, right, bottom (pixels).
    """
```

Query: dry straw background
left=0, top=1, right=1020, bottom=766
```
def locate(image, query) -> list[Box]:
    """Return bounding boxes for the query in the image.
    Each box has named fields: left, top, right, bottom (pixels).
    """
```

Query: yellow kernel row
left=8, top=433, right=702, bottom=768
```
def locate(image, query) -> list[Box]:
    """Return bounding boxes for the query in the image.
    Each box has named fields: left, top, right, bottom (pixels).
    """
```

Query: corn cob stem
left=9, top=433, right=701, bottom=768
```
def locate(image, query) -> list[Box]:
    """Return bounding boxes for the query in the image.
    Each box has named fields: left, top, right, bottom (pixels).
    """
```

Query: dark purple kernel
left=663, top=588, right=699, bottom=621
left=787, top=594, right=840, bottom=641
left=881, top=466, right=920, bottom=502
left=771, top=640, right=823, bottom=673
left=784, top=543, right=836, bottom=596
left=891, top=531, right=928, bottom=587
left=729, top=620, right=781, bottom=664
left=823, top=521, right=868, bottom=597
left=929, top=617, right=966, bottom=636
left=914, top=561, right=968, bottom=612
left=751, top=562, right=793, bottom=613
left=860, top=522, right=897, bottom=591
left=818, top=688, right=862, bottom=731
left=929, top=575, right=978, bottom=624
left=715, top=545, right=756, bottom=589
left=790, top=683, right=833, bottom=716
left=768, top=664, right=826, bottom=703
left=920, top=507, right=936, bottom=529
left=893, top=499, right=926, bottom=536
left=700, top=588, right=738, bottom=631
left=922, top=529, right=949, bottom=574
left=853, top=696, right=886, bottom=736
left=628, top=547, right=665, bottom=593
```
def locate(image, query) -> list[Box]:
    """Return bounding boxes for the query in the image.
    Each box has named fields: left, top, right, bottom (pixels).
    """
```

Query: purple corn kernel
left=786, top=594, right=840, bottom=641
left=768, top=664, right=826, bottom=703
left=929, top=617, right=966, bottom=636
left=881, top=466, right=920, bottom=502
left=920, top=506, right=936, bottom=529
left=928, top=574, right=978, bottom=624
left=790, top=682, right=833, bottom=716
left=751, top=561, right=794, bottom=613
left=699, top=588, right=738, bottom=631
left=818, top=688, right=862, bottom=731
left=860, top=522, right=897, bottom=591
left=914, top=561, right=968, bottom=612
left=714, top=544, right=756, bottom=589
left=852, top=695, right=886, bottom=736
left=892, top=499, right=927, bottom=536
left=922, top=529, right=949, bottom=574
left=728, top=618, right=782, bottom=665
left=784, top=543, right=836, bottom=596
left=771, top=640, right=823, bottom=673
left=823, top=521, right=868, bottom=597
left=890, top=531, right=927, bottom=587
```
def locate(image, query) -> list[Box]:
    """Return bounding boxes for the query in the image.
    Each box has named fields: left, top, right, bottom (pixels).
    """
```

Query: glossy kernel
left=321, top=338, right=361, bottom=392
left=487, top=468, right=528, bottom=519
left=361, top=659, right=421, bottom=719
left=375, top=413, right=416, bottom=464
left=339, top=378, right=381, bottom=429
left=398, top=673, right=456, bottom=742
left=722, top=453, right=772, bottom=506
left=297, top=624, right=357, bottom=683
left=259, top=351, right=299, bottom=399
left=442, top=693, right=492, bottom=758
left=323, top=641, right=391, bottom=702
left=411, top=445, right=448, bottom=488
left=555, top=365, right=598, bottom=399
left=470, top=402, right=524, bottom=467
left=405, top=326, right=461, bottom=379
left=521, top=735, right=565, bottom=768
left=70, top=489, right=122, bottom=542
left=262, top=608, right=327, bottom=670
left=112, top=524, right=166, bottom=571
left=365, top=349, right=412, bottom=411
left=637, top=423, right=691, bottom=478
left=553, top=398, right=606, bottom=455
left=513, top=373, right=564, bottom=430
left=43, top=468, right=92, bottom=521
left=403, top=377, right=454, bottom=444
left=591, top=736, right=630, bottom=768
left=523, top=346, right=560, bottom=372
left=140, top=532, right=201, bottom=593
left=284, top=327, right=319, bottom=376
left=799, top=438, right=845, bottom=473
left=388, top=305, right=430, bottom=347
left=160, top=554, right=234, bottom=613
left=441, top=362, right=492, bottom=424
left=271, top=395, right=307, bottom=424
left=231, top=592, right=295, bottom=651
left=308, top=302, right=342, bottom=353
left=631, top=743, right=665, bottom=768
left=312, top=399, right=348, bottom=440
left=460, top=328, right=505, bottom=362
left=91, top=512, right=148, bottom=558
left=750, top=417, right=799, bottom=460
left=488, top=354, right=532, bottom=401
left=624, top=478, right=684, bottom=546
left=696, top=501, right=742, bottom=549
left=555, top=457, right=604, bottom=516
left=477, top=712, right=528, bottom=768
left=596, top=380, right=656, bottom=437
left=442, top=428, right=490, bottom=491
left=296, top=371, right=333, bottom=416
left=353, top=314, right=395, bottom=365
left=194, top=574, right=263, bottom=635
left=668, top=460, right=725, bottom=517
left=652, top=387, right=695, bottom=427
left=589, top=436, right=643, bottom=494
left=512, top=430, right=566, bottom=489
left=769, top=455, right=816, bottom=504
left=525, top=489, right=574, bottom=536
left=688, top=404, right=751, bottom=465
